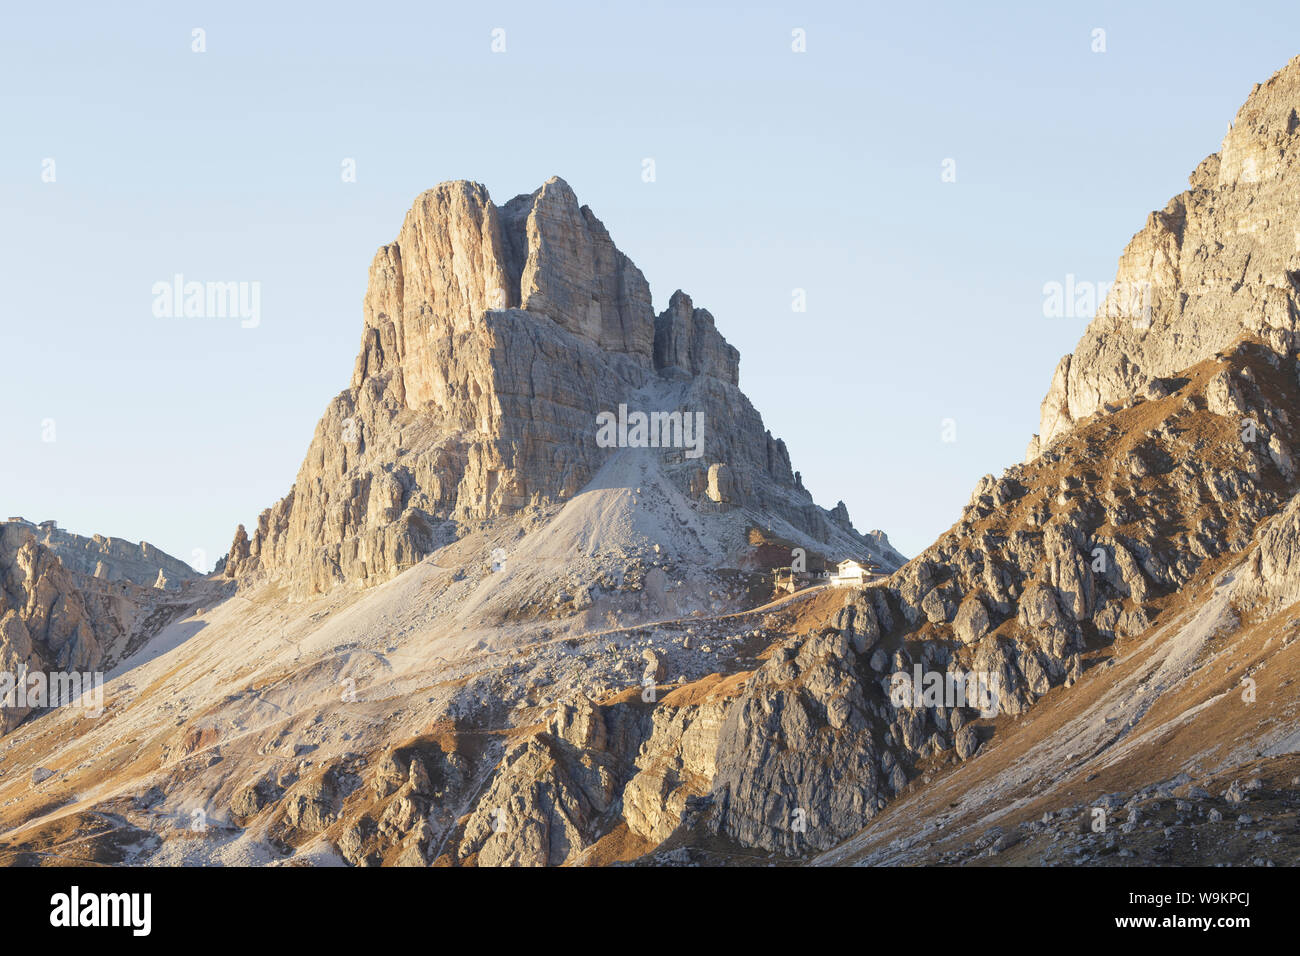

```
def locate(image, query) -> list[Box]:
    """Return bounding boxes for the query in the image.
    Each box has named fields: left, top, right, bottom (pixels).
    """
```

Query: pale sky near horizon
left=3, top=1, right=1298, bottom=568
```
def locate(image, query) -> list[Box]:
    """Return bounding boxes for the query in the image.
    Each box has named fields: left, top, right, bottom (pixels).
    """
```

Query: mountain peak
left=1030, top=58, right=1300, bottom=458
left=227, top=178, right=899, bottom=594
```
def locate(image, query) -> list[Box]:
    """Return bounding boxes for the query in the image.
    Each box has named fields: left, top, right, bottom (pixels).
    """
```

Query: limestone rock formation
left=0, top=525, right=104, bottom=732
left=1030, top=55, right=1300, bottom=457
left=447, top=695, right=650, bottom=867
left=3, top=518, right=199, bottom=587
left=653, top=290, right=740, bottom=384
left=225, top=176, right=899, bottom=595
left=0, top=520, right=209, bottom=735
left=709, top=629, right=885, bottom=852
left=752, top=335, right=1300, bottom=854
left=621, top=681, right=737, bottom=844
left=15, top=56, right=1300, bottom=866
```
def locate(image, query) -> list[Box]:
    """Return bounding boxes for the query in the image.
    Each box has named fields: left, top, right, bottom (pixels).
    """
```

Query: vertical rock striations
left=1031, top=55, right=1300, bottom=457
left=226, top=176, right=897, bottom=595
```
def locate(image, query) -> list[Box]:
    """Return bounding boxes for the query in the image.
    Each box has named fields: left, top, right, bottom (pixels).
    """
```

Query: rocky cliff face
left=0, top=520, right=212, bottom=734
left=698, top=337, right=1299, bottom=852
left=709, top=55, right=1300, bottom=860
left=1030, top=54, right=1300, bottom=458
left=20, top=64, right=1300, bottom=868
left=225, top=177, right=898, bottom=595
left=5, top=519, right=199, bottom=587
left=0, top=525, right=103, bottom=682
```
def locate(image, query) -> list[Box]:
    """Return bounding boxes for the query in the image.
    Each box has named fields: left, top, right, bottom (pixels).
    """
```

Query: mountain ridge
left=1030, top=53, right=1300, bottom=461
left=7, top=58, right=1300, bottom=868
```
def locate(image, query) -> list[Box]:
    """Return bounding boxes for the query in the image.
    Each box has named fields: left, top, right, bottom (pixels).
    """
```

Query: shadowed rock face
left=1031, top=55, right=1300, bottom=458
left=225, top=176, right=897, bottom=596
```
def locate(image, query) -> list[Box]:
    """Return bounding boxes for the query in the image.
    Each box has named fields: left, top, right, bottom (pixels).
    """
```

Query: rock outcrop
left=3, top=518, right=199, bottom=587
left=225, top=177, right=899, bottom=595
left=698, top=57, right=1300, bottom=859
left=14, top=62, right=1300, bottom=868
left=714, top=335, right=1300, bottom=853
left=621, top=677, right=740, bottom=844
left=0, top=521, right=208, bottom=734
left=709, top=629, right=885, bottom=852
left=1030, top=55, right=1300, bottom=458
left=0, top=525, right=104, bottom=732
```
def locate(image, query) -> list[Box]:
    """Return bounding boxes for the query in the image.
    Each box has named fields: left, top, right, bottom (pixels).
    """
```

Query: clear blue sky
left=2, top=1, right=1296, bottom=567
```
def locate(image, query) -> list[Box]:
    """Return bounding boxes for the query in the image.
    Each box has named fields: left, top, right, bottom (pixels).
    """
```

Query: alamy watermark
left=596, top=404, right=704, bottom=459
left=1, top=668, right=104, bottom=717
left=890, top=665, right=999, bottom=718
left=152, top=274, right=261, bottom=328
left=1043, top=275, right=1151, bottom=327
left=50, top=886, right=150, bottom=936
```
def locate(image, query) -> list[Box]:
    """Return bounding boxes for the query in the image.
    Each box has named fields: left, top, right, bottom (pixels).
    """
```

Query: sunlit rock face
left=1031, top=55, right=1300, bottom=457
left=225, top=177, right=899, bottom=596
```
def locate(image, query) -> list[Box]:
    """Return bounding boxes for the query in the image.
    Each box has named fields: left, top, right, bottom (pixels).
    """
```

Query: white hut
left=831, top=559, right=870, bottom=588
